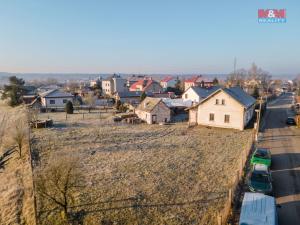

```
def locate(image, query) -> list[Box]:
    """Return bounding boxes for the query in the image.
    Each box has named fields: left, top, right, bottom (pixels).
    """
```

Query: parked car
left=286, top=117, right=296, bottom=125
left=250, top=148, right=271, bottom=167
left=239, top=192, right=278, bottom=225
left=247, top=164, right=273, bottom=195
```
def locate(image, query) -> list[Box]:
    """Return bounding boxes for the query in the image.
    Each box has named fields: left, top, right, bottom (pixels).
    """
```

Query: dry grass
left=0, top=106, right=36, bottom=225
left=32, top=113, right=253, bottom=225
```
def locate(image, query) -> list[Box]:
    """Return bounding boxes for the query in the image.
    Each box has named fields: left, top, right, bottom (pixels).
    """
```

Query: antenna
left=234, top=57, right=237, bottom=76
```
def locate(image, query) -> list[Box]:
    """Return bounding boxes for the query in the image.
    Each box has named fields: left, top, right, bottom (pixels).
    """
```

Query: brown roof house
left=135, top=97, right=171, bottom=124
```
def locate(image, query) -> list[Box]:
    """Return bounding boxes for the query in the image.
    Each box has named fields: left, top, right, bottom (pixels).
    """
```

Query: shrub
left=65, top=101, right=74, bottom=114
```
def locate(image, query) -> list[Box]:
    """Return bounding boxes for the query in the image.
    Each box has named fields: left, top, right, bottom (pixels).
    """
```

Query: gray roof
left=162, top=98, right=192, bottom=108
left=136, top=97, right=165, bottom=112
left=40, top=89, right=73, bottom=98
left=116, top=91, right=142, bottom=98
left=190, top=86, right=220, bottom=98
left=223, top=86, right=256, bottom=108
left=191, top=86, right=256, bottom=109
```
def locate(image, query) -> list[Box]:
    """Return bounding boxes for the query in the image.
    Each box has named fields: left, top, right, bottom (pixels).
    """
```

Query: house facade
left=184, top=76, right=214, bottom=91
left=102, top=74, right=127, bottom=96
left=40, top=89, right=74, bottom=108
left=135, top=97, right=171, bottom=124
left=182, top=86, right=220, bottom=103
left=160, top=76, right=177, bottom=89
left=188, top=87, right=256, bottom=130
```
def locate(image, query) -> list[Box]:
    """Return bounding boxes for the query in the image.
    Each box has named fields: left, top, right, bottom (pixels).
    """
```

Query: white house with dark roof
left=40, top=89, right=74, bottom=108
left=160, top=76, right=177, bottom=89
left=182, top=86, right=220, bottom=103
left=188, top=86, right=256, bottom=130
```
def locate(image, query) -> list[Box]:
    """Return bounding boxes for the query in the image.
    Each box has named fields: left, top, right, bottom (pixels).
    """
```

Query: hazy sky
left=0, top=0, right=299, bottom=75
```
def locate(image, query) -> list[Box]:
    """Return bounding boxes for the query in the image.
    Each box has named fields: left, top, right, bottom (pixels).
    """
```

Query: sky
left=0, top=0, right=299, bottom=75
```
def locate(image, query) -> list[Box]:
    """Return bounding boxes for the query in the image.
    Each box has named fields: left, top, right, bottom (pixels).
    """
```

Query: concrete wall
left=136, top=101, right=170, bottom=124
left=196, top=91, right=245, bottom=130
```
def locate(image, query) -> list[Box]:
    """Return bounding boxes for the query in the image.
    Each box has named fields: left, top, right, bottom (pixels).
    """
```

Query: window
left=63, top=99, right=67, bottom=104
left=49, top=100, right=55, bottom=104
left=224, top=115, right=230, bottom=123
left=215, top=99, right=219, bottom=105
left=209, top=113, right=214, bottom=121
left=222, top=99, right=225, bottom=105
left=185, top=94, right=188, bottom=99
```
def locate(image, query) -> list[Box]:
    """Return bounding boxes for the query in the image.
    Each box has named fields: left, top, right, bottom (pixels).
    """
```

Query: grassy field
left=32, top=112, right=253, bottom=225
left=0, top=104, right=36, bottom=225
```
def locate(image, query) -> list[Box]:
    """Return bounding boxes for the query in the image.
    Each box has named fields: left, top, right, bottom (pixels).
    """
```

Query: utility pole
left=255, top=96, right=263, bottom=141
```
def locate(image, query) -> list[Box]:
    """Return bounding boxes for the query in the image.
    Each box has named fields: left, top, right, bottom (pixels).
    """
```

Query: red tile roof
left=130, top=79, right=156, bottom=91
left=184, top=75, right=203, bottom=83
left=161, top=76, right=174, bottom=83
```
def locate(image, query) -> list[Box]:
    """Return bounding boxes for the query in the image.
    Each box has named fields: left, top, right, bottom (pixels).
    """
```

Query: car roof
left=253, top=164, right=269, bottom=172
left=256, top=148, right=269, bottom=152
left=239, top=192, right=276, bottom=225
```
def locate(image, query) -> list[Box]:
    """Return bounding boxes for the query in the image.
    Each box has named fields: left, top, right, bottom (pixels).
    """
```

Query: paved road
left=260, top=93, right=300, bottom=225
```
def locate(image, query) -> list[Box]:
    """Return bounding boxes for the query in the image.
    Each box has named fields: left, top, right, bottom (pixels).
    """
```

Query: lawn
left=32, top=113, right=253, bottom=225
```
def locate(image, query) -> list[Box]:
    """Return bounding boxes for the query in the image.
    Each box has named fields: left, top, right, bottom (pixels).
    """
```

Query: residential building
left=160, top=76, right=178, bottom=89
left=90, top=77, right=102, bottom=88
left=115, top=91, right=143, bottom=106
left=102, top=74, right=127, bottom=96
left=129, top=78, right=163, bottom=93
left=135, top=97, right=171, bottom=124
left=40, top=89, right=74, bottom=108
left=126, top=75, right=146, bottom=88
left=188, top=86, right=256, bottom=130
left=184, top=75, right=214, bottom=91
left=182, top=86, right=220, bottom=103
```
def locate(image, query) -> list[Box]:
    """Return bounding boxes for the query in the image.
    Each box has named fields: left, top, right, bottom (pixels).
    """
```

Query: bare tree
left=12, top=118, right=28, bottom=158
left=36, top=155, right=84, bottom=224
left=84, top=93, right=96, bottom=113
left=226, top=69, right=247, bottom=87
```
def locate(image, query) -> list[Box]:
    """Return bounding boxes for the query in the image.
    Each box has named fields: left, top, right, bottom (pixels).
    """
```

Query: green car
left=247, top=164, right=273, bottom=195
left=250, top=148, right=271, bottom=167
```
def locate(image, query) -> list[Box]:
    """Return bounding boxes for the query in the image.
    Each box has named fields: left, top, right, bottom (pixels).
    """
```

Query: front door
left=152, top=115, right=157, bottom=124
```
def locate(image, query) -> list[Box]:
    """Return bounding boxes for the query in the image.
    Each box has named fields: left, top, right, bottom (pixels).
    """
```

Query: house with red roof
left=129, top=78, right=163, bottom=93
left=184, top=75, right=213, bottom=91
left=160, top=76, right=178, bottom=89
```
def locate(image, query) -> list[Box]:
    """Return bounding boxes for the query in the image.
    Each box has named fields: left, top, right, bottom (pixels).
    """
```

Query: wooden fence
left=216, top=132, right=255, bottom=225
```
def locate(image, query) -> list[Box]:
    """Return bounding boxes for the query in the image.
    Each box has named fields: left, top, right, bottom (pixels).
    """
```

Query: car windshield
left=251, top=172, right=269, bottom=183
left=254, top=149, right=269, bottom=159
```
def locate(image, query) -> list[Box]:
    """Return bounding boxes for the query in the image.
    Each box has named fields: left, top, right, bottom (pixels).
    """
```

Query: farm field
left=32, top=112, right=253, bottom=225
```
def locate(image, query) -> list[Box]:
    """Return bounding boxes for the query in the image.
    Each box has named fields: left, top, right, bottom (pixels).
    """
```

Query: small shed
left=135, top=97, right=171, bottom=124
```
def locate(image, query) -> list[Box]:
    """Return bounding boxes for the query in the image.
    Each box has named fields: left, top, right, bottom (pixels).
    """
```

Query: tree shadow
left=0, top=147, right=16, bottom=171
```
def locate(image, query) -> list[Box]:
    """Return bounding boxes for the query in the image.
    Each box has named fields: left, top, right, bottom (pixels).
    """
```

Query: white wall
left=102, top=80, right=113, bottom=95
left=182, top=88, right=200, bottom=103
left=196, top=91, right=245, bottom=130
left=42, top=97, right=73, bottom=108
